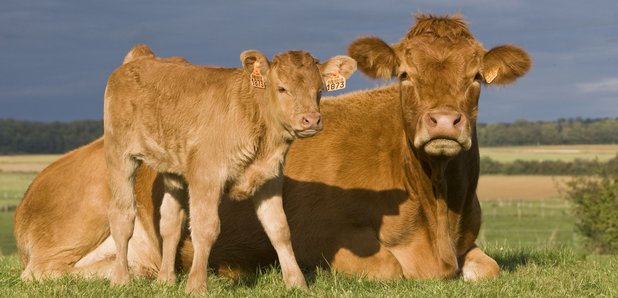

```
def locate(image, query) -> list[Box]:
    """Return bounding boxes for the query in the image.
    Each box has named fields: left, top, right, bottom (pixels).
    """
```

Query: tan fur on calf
left=103, top=44, right=355, bottom=293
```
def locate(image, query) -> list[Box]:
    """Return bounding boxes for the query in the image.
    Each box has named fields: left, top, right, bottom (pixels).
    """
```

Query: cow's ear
left=241, top=50, right=271, bottom=78
left=348, top=36, right=399, bottom=80
left=319, top=55, right=357, bottom=80
left=482, top=45, right=531, bottom=85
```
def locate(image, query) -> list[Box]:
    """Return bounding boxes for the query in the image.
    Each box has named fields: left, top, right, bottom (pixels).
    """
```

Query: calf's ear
left=348, top=36, right=399, bottom=80
left=241, top=50, right=271, bottom=78
left=482, top=45, right=532, bottom=85
left=319, top=55, right=357, bottom=79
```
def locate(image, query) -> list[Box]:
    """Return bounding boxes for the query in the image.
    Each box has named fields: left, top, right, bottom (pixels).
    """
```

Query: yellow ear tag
left=483, top=67, right=499, bottom=84
left=250, top=62, right=266, bottom=89
left=324, top=73, right=346, bottom=92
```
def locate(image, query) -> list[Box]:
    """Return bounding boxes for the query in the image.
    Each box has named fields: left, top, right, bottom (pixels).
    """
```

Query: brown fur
left=15, top=14, right=530, bottom=285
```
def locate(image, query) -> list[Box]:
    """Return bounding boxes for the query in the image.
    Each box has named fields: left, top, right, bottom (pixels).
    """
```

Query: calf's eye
left=277, top=87, right=287, bottom=93
left=398, top=72, right=409, bottom=81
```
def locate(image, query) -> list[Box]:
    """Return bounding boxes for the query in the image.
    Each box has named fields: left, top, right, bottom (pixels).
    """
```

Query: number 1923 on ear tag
left=250, top=63, right=266, bottom=89
left=324, top=73, right=346, bottom=92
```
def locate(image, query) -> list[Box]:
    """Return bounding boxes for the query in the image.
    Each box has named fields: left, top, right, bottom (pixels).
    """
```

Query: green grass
left=479, top=144, right=618, bottom=163
left=0, top=172, right=37, bottom=208
left=479, top=200, right=579, bottom=251
left=1, top=247, right=617, bottom=297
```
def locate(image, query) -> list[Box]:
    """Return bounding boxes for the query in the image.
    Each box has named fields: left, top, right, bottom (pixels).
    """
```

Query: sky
left=1, top=0, right=617, bottom=123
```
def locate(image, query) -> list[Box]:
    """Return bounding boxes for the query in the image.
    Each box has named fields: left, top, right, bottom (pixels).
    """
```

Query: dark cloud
left=1, top=0, right=617, bottom=122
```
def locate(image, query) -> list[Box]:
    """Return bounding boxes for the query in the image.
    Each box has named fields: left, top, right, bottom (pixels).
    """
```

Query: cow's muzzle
left=295, top=112, right=322, bottom=138
left=414, top=110, right=471, bottom=157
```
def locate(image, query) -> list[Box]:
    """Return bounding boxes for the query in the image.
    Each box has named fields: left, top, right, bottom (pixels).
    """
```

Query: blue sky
left=1, top=0, right=617, bottom=123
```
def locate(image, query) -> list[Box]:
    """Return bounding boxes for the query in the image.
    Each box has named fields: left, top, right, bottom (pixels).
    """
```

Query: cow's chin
left=422, top=138, right=471, bottom=158
left=294, top=129, right=320, bottom=139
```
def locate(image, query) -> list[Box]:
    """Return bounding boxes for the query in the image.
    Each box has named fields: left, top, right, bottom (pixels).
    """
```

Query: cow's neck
left=235, top=74, right=294, bottom=160
left=232, top=74, right=294, bottom=144
left=404, top=143, right=459, bottom=274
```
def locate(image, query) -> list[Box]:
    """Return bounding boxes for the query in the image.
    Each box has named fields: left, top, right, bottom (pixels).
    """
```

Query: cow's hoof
left=284, top=274, right=308, bottom=290
left=462, top=255, right=500, bottom=281
left=185, top=274, right=207, bottom=294
left=110, top=267, right=130, bottom=286
left=156, top=270, right=177, bottom=284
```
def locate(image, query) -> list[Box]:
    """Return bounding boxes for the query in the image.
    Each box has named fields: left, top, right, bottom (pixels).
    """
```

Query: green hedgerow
left=563, top=169, right=618, bottom=254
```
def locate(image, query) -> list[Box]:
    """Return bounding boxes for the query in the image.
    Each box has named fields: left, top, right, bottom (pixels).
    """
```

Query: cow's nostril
left=429, top=115, right=438, bottom=125
left=453, top=114, right=462, bottom=125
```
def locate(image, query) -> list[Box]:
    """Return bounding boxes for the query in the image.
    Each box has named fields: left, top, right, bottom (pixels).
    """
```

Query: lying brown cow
left=15, top=13, right=531, bottom=285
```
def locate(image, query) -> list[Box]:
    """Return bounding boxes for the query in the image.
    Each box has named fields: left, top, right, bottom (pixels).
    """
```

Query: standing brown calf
left=103, top=44, right=356, bottom=293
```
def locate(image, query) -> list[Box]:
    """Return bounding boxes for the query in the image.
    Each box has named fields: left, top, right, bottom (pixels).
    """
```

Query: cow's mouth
left=295, top=129, right=320, bottom=138
left=423, top=138, right=464, bottom=157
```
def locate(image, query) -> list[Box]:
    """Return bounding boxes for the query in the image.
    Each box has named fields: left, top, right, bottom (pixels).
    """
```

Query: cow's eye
left=474, top=73, right=483, bottom=82
left=277, top=87, right=287, bottom=93
left=398, top=72, right=409, bottom=81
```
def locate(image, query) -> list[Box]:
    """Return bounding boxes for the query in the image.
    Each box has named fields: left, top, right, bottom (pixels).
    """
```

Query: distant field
left=0, top=154, right=60, bottom=172
left=477, top=175, right=570, bottom=201
left=479, top=144, right=618, bottom=162
left=0, top=172, right=38, bottom=208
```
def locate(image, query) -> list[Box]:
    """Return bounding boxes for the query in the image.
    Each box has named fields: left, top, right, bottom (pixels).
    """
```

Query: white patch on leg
left=75, top=218, right=161, bottom=277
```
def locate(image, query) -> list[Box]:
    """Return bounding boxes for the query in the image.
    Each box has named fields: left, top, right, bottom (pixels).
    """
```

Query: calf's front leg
left=252, top=177, right=307, bottom=289
left=184, top=178, right=223, bottom=294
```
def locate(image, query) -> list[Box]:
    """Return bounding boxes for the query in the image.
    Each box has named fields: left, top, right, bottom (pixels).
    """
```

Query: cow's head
left=349, top=14, right=531, bottom=161
left=241, top=50, right=357, bottom=139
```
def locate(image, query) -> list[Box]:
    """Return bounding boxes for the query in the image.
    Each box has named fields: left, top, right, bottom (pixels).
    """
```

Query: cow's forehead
left=399, top=37, right=484, bottom=77
left=272, top=51, right=322, bottom=87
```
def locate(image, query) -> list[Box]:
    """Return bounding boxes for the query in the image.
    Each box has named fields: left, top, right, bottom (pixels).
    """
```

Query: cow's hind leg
left=106, top=154, right=140, bottom=286
left=460, top=244, right=500, bottom=281
left=252, top=178, right=307, bottom=289
left=157, top=174, right=188, bottom=284
left=329, top=227, right=403, bottom=279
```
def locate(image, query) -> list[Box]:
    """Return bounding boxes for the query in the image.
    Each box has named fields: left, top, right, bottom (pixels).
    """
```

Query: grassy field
left=0, top=154, right=60, bottom=173
left=0, top=146, right=616, bottom=296
left=480, top=144, right=618, bottom=162
left=1, top=247, right=616, bottom=297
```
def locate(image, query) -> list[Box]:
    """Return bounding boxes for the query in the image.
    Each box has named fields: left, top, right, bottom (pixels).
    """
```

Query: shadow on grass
left=492, top=246, right=581, bottom=272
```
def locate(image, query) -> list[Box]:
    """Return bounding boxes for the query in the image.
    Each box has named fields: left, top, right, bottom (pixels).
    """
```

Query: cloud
left=578, top=78, right=618, bottom=93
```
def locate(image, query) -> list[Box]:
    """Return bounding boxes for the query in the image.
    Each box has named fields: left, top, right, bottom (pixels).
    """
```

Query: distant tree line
left=1, top=117, right=617, bottom=154
left=480, top=155, right=618, bottom=176
left=0, top=119, right=103, bottom=154
left=477, top=117, right=618, bottom=146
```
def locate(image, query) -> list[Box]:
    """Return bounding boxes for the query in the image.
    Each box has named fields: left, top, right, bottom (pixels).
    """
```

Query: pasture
left=479, top=144, right=618, bottom=163
left=0, top=145, right=617, bottom=296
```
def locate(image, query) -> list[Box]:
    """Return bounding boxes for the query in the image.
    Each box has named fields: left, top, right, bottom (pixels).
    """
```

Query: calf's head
left=241, top=50, right=357, bottom=138
left=349, top=14, right=531, bottom=160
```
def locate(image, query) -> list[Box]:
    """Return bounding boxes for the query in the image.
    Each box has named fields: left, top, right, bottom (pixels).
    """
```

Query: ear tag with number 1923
left=250, top=62, right=266, bottom=89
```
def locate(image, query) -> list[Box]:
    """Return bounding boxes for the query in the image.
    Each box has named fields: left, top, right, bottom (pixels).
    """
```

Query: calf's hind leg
left=157, top=174, right=188, bottom=284
left=252, top=178, right=307, bottom=289
left=106, top=154, right=140, bottom=286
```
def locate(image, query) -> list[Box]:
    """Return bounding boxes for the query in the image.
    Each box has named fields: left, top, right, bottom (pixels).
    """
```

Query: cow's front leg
left=459, top=244, right=499, bottom=281
left=228, top=147, right=287, bottom=200
left=252, top=177, right=307, bottom=289
left=184, top=176, right=223, bottom=294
